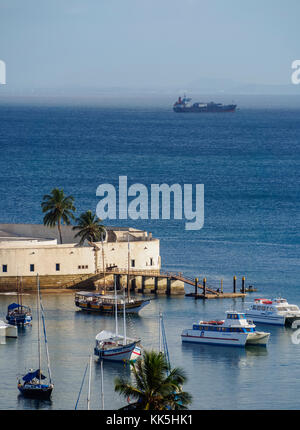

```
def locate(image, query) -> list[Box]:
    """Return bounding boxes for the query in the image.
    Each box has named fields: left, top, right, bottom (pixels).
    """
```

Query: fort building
left=0, top=223, right=185, bottom=295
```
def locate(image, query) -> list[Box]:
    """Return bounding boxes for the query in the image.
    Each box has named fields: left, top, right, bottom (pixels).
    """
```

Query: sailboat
left=17, top=274, right=53, bottom=399
left=6, top=277, right=32, bottom=326
left=94, top=277, right=141, bottom=362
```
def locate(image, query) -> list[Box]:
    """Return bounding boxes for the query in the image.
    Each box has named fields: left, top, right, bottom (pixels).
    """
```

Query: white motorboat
left=0, top=319, right=18, bottom=338
left=181, top=311, right=270, bottom=347
left=245, top=297, right=300, bottom=326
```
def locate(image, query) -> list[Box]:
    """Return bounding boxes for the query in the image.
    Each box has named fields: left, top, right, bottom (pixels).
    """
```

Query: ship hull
left=18, top=383, right=53, bottom=399
left=94, top=342, right=141, bottom=362
left=245, top=313, right=286, bottom=326
left=76, top=299, right=150, bottom=314
left=173, top=105, right=236, bottom=113
left=181, top=329, right=248, bottom=347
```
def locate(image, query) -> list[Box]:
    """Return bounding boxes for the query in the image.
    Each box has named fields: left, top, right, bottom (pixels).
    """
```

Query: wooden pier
left=185, top=292, right=247, bottom=300
left=63, top=268, right=249, bottom=300
left=185, top=275, right=247, bottom=300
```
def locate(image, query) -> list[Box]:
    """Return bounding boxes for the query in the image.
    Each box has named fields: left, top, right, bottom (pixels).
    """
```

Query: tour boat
left=181, top=311, right=270, bottom=347
left=75, top=291, right=150, bottom=314
left=94, top=280, right=141, bottom=362
left=18, top=275, right=53, bottom=399
left=245, top=297, right=300, bottom=326
left=0, top=319, right=18, bottom=338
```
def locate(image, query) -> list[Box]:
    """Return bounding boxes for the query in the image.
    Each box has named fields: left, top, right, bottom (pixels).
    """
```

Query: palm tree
left=41, top=188, right=76, bottom=244
left=114, top=350, right=192, bottom=410
left=72, top=210, right=106, bottom=246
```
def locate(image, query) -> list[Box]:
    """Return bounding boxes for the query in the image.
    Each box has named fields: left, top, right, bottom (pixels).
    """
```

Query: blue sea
left=0, top=103, right=300, bottom=409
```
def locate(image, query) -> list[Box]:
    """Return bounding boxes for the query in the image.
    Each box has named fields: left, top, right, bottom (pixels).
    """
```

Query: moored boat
left=6, top=277, right=32, bottom=326
left=6, top=303, right=32, bottom=326
left=18, top=275, right=53, bottom=399
left=94, top=330, right=141, bottom=362
left=181, top=311, right=270, bottom=347
left=75, top=291, right=150, bottom=314
left=94, top=280, right=141, bottom=362
left=18, top=369, right=53, bottom=399
left=245, top=297, right=300, bottom=326
left=0, top=319, right=18, bottom=338
left=173, top=95, right=237, bottom=113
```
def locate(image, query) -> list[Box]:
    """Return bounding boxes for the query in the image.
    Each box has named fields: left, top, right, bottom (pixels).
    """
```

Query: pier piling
left=233, top=276, right=237, bottom=293
left=241, top=276, right=245, bottom=294
left=194, top=278, right=198, bottom=296
left=203, top=278, right=206, bottom=299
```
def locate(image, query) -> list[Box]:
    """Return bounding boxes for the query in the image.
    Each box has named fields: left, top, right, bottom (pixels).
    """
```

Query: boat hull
left=0, top=321, right=18, bottom=338
left=94, top=342, right=140, bottom=362
left=245, top=332, right=270, bottom=346
left=18, top=383, right=53, bottom=399
left=76, top=299, right=150, bottom=314
left=181, top=329, right=248, bottom=347
left=6, top=314, right=32, bottom=326
left=173, top=105, right=236, bottom=113
left=245, top=313, right=286, bottom=326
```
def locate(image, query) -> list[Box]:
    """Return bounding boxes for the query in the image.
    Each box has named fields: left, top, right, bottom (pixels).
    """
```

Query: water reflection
left=17, top=395, right=53, bottom=410
left=181, top=342, right=268, bottom=367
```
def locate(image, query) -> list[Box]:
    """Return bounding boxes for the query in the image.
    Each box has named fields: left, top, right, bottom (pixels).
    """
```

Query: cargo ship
left=173, top=95, right=237, bottom=113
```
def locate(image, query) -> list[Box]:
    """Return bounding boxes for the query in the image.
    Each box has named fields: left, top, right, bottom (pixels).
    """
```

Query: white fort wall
left=0, top=224, right=161, bottom=290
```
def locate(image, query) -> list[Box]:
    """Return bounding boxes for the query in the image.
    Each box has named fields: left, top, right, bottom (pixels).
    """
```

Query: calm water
left=0, top=105, right=300, bottom=409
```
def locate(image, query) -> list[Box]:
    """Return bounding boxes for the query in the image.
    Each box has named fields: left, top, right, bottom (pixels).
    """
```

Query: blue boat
left=6, top=303, right=32, bottom=326
left=18, top=369, right=53, bottom=399
left=6, top=278, right=32, bottom=326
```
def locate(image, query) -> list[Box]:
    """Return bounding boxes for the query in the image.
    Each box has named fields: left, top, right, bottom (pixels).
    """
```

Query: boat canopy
left=95, top=330, right=139, bottom=344
left=23, top=369, right=46, bottom=382
left=95, top=330, right=124, bottom=342
left=76, top=292, right=102, bottom=297
left=7, top=303, right=29, bottom=311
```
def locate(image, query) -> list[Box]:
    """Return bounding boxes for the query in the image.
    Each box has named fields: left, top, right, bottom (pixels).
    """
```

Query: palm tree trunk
left=57, top=218, right=63, bottom=244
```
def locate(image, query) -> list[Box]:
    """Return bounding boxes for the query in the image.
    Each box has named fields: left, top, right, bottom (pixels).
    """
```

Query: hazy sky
left=0, top=0, right=299, bottom=91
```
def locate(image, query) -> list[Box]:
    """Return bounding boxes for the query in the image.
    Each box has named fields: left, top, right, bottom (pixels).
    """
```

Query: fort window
left=131, top=259, right=135, bottom=268
left=2, top=264, right=7, bottom=273
left=150, top=258, right=153, bottom=266
left=30, top=264, right=34, bottom=272
left=56, top=263, right=60, bottom=271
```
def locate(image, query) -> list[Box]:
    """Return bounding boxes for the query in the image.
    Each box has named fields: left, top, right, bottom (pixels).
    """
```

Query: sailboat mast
left=16, top=276, right=19, bottom=308
left=127, top=234, right=130, bottom=299
left=87, top=354, right=92, bottom=410
left=159, top=312, right=162, bottom=353
left=123, top=288, right=127, bottom=344
left=40, top=297, right=52, bottom=384
left=20, top=276, right=23, bottom=310
left=37, top=274, right=42, bottom=384
left=101, top=235, right=106, bottom=294
left=114, top=275, right=118, bottom=336
left=100, top=359, right=104, bottom=410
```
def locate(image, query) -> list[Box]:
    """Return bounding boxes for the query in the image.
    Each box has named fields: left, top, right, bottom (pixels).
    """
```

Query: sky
left=0, top=0, right=300, bottom=95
